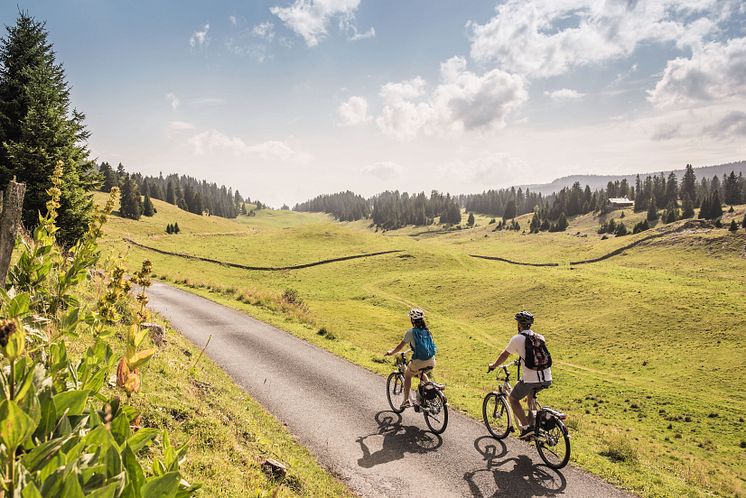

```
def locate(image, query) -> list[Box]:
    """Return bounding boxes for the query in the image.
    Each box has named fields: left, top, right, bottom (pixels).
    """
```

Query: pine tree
left=143, top=192, right=155, bottom=217
left=680, top=164, right=697, bottom=203
left=119, top=174, right=141, bottom=220
left=166, top=224, right=172, bottom=234
left=615, top=222, right=628, bottom=236
left=647, top=197, right=658, bottom=221
left=710, top=191, right=723, bottom=220
left=0, top=12, right=98, bottom=245
left=665, top=200, right=678, bottom=223
left=174, top=222, right=180, bottom=234
left=681, top=192, right=694, bottom=218
left=556, top=212, right=568, bottom=231
left=503, top=199, right=517, bottom=221
left=698, top=195, right=710, bottom=219
left=729, top=220, right=738, bottom=232
left=467, top=212, right=475, bottom=226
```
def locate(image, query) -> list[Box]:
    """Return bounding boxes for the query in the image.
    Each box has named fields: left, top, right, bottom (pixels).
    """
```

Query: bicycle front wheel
left=536, top=417, right=571, bottom=469
left=423, top=390, right=448, bottom=434
left=482, top=393, right=511, bottom=439
left=386, top=372, right=406, bottom=413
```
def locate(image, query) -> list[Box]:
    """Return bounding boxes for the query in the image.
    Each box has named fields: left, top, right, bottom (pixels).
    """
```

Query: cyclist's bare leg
left=403, top=368, right=414, bottom=403
left=509, top=396, right=529, bottom=427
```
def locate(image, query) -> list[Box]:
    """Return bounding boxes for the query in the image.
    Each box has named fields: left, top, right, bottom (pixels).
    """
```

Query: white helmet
left=408, top=308, right=425, bottom=320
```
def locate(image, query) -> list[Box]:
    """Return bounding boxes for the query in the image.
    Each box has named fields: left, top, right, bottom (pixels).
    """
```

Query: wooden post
left=0, top=181, right=26, bottom=288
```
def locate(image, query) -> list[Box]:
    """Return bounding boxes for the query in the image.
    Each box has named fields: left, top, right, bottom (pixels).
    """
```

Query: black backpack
left=521, top=332, right=552, bottom=370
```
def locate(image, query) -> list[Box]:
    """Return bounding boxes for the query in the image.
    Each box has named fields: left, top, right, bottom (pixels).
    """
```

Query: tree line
left=294, top=190, right=462, bottom=229
left=99, top=162, right=251, bottom=220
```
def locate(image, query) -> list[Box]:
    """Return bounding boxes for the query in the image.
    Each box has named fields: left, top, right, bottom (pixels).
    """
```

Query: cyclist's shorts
left=406, top=357, right=435, bottom=376
left=510, top=380, right=551, bottom=401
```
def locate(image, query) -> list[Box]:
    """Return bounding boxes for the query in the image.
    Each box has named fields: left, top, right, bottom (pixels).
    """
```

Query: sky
left=2, top=0, right=745, bottom=206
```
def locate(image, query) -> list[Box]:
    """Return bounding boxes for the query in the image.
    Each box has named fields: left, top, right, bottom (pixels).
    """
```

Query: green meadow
left=98, top=193, right=746, bottom=498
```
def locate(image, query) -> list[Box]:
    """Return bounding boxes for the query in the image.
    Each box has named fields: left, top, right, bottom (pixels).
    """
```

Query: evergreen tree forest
left=294, top=190, right=462, bottom=229
left=98, top=162, right=247, bottom=219
left=0, top=13, right=99, bottom=246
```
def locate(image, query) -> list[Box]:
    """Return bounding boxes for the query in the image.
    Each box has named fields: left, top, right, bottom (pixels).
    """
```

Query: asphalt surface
left=148, top=282, right=632, bottom=498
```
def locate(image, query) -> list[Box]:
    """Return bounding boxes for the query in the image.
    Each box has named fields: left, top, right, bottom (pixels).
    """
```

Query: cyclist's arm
left=488, top=350, right=511, bottom=371
left=386, top=340, right=407, bottom=356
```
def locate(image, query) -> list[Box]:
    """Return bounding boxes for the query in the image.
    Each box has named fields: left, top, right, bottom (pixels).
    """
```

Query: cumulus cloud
left=375, top=57, right=527, bottom=140
left=347, top=25, right=375, bottom=41
left=648, top=37, right=746, bottom=107
left=704, top=111, right=746, bottom=138
left=338, top=96, right=370, bottom=125
left=165, top=92, right=180, bottom=110
left=188, top=130, right=309, bottom=162
left=361, top=161, right=402, bottom=181
left=545, top=88, right=585, bottom=101
left=468, top=0, right=722, bottom=78
left=270, top=0, right=368, bottom=47
left=190, top=23, right=210, bottom=48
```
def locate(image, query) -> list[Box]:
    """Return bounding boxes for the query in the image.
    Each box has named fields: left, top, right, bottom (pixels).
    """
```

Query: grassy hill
left=100, top=194, right=746, bottom=498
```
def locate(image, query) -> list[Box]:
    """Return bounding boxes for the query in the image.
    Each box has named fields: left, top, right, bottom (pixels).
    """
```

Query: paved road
left=148, top=283, right=632, bottom=497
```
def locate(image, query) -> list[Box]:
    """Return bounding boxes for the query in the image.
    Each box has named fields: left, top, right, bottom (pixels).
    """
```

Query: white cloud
left=545, top=88, right=585, bottom=101
left=229, top=15, right=238, bottom=26
left=361, top=161, right=402, bottom=181
left=347, top=25, right=375, bottom=41
left=167, top=121, right=194, bottom=131
left=190, top=23, right=210, bottom=48
left=165, top=92, right=180, bottom=110
left=252, top=21, right=276, bottom=41
left=375, top=57, right=528, bottom=140
left=338, top=96, right=370, bottom=125
left=440, top=152, right=527, bottom=189
left=648, top=37, right=746, bottom=108
left=188, top=130, right=309, bottom=162
left=467, top=0, right=722, bottom=78
left=704, top=111, right=746, bottom=138
left=270, top=0, right=365, bottom=47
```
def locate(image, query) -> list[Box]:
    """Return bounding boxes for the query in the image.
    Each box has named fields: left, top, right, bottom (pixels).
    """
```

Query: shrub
left=600, top=435, right=639, bottom=464
left=282, top=288, right=302, bottom=305
left=729, top=220, right=739, bottom=232
left=0, top=174, right=197, bottom=497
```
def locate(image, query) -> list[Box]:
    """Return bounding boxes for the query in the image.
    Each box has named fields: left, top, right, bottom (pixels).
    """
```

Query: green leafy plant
left=0, top=164, right=198, bottom=497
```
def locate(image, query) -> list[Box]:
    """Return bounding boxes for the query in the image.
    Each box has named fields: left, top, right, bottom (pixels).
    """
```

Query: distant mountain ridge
left=518, top=160, right=746, bottom=195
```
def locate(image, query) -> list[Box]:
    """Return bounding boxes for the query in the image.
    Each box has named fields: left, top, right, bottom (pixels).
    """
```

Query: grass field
left=97, top=192, right=746, bottom=498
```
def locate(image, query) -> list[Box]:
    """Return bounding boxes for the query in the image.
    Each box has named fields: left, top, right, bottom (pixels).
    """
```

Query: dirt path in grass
left=471, top=219, right=713, bottom=267
left=148, top=282, right=632, bottom=498
left=125, top=238, right=403, bottom=270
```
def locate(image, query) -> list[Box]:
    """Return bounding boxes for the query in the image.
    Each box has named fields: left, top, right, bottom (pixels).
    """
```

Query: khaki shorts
left=406, top=357, right=435, bottom=376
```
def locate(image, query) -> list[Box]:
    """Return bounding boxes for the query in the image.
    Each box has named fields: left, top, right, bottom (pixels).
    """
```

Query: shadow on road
left=463, top=436, right=567, bottom=497
left=356, top=410, right=443, bottom=468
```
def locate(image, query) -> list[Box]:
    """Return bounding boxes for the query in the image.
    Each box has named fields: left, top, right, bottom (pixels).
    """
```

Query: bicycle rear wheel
left=386, top=372, right=406, bottom=413
left=482, top=393, right=511, bottom=439
left=423, top=390, right=448, bottom=434
left=535, top=416, right=571, bottom=469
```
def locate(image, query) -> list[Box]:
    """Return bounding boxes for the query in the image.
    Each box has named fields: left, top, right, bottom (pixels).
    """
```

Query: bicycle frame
left=491, top=361, right=542, bottom=430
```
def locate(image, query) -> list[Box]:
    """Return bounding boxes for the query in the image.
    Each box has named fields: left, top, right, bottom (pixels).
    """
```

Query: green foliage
left=614, top=221, right=628, bottom=236
left=632, top=219, right=650, bottom=234
left=646, top=197, right=658, bottom=221
left=119, top=174, right=142, bottom=220
left=0, top=180, right=197, bottom=497
left=0, top=12, right=98, bottom=246
left=729, top=220, right=738, bottom=232
left=467, top=212, right=475, bottom=226
left=142, top=193, right=155, bottom=217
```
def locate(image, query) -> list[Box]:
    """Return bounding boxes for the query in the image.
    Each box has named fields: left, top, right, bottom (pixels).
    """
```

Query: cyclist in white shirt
left=488, top=311, right=552, bottom=439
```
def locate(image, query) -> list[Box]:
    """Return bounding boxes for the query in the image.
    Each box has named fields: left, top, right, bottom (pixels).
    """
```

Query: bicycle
left=482, top=359, right=571, bottom=469
left=386, top=352, right=448, bottom=434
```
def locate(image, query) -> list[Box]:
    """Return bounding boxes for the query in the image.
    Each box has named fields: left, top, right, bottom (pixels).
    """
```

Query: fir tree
left=698, top=195, right=710, bottom=219
left=467, top=212, right=475, bottom=226
left=173, top=222, right=180, bottom=234
left=614, top=222, right=628, bottom=236
left=680, top=164, right=697, bottom=203
left=729, top=220, right=738, bottom=232
left=143, top=192, right=155, bottom=217
left=710, top=191, right=723, bottom=220
left=647, top=197, right=658, bottom=222
left=119, top=174, right=141, bottom=220
left=0, top=12, right=98, bottom=245
left=681, top=192, right=694, bottom=218
left=664, top=200, right=678, bottom=223
left=166, top=224, right=173, bottom=234
left=502, top=199, right=517, bottom=221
